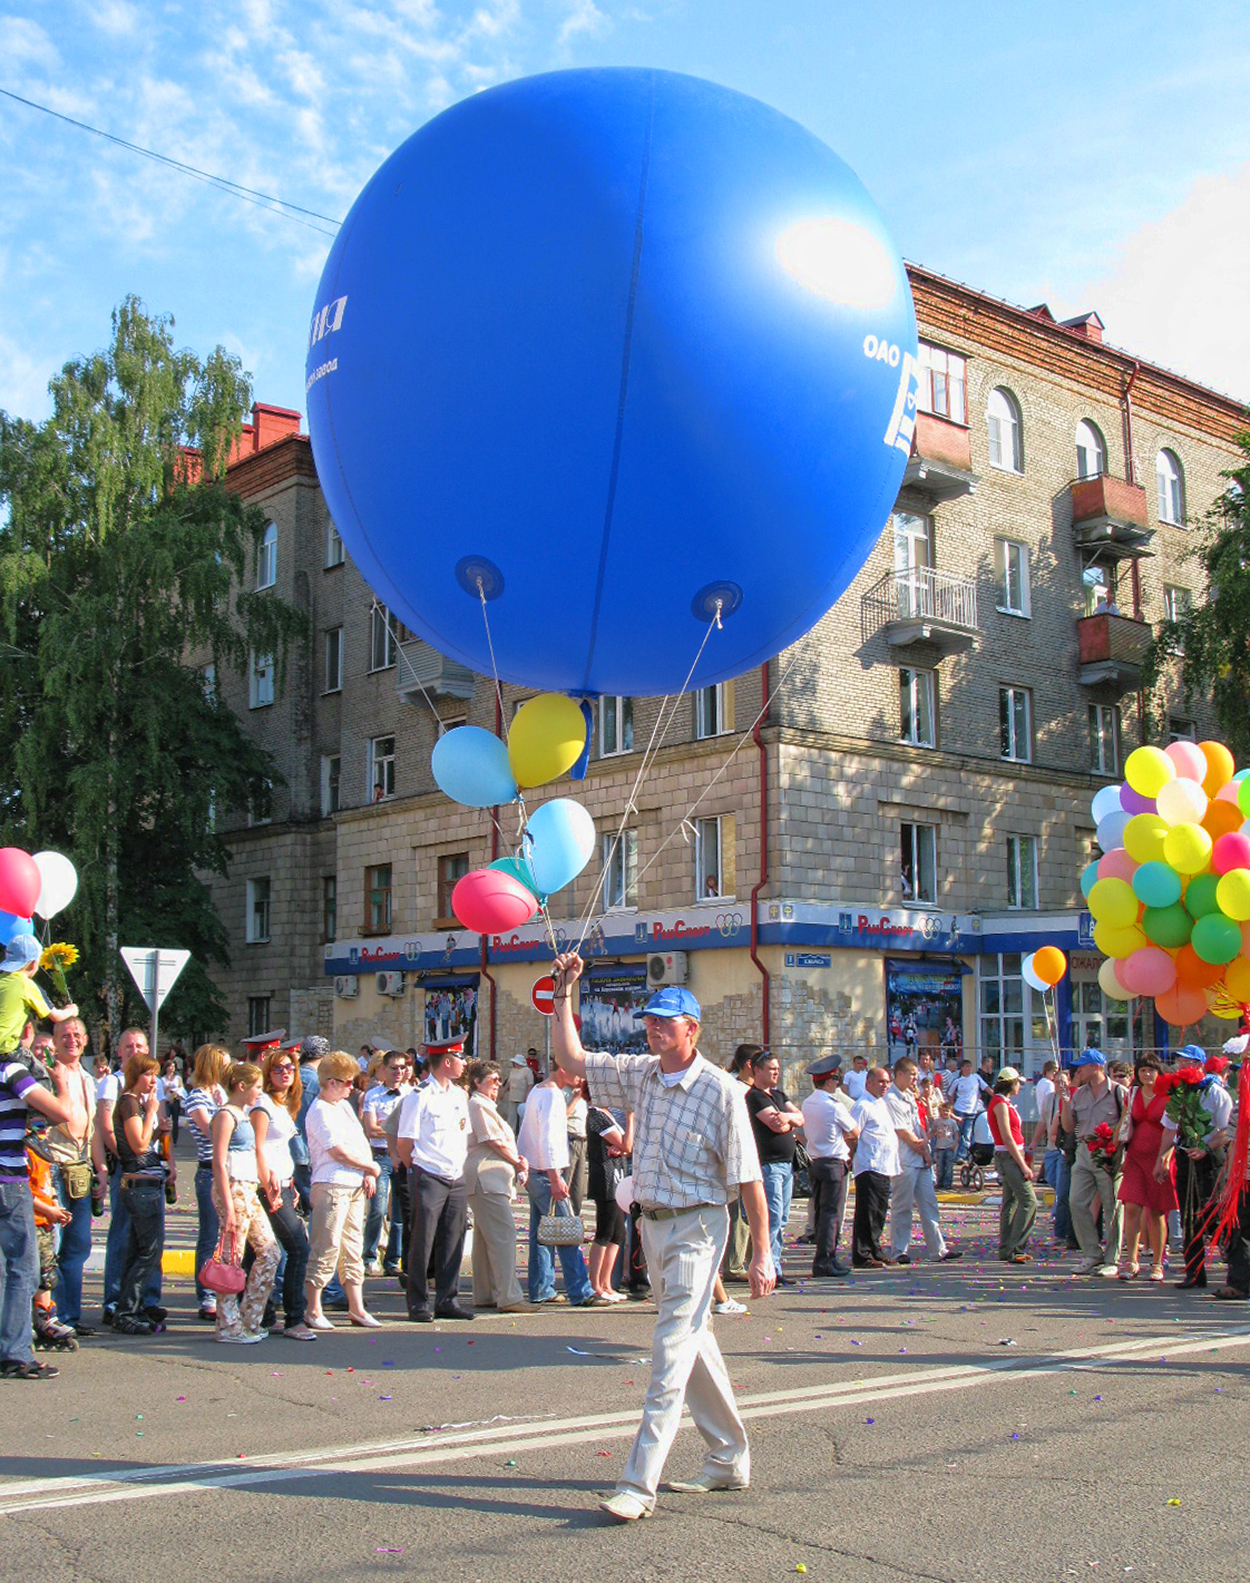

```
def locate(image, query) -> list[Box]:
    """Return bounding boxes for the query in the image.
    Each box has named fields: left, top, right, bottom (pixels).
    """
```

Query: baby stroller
left=959, top=1140, right=995, bottom=1192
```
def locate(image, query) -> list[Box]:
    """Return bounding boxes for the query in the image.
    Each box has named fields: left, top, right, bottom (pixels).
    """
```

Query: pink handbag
left=199, top=1229, right=246, bottom=1295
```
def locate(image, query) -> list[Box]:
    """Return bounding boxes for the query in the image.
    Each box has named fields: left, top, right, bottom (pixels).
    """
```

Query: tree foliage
left=1141, top=434, right=1250, bottom=760
left=0, top=297, right=307, bottom=1043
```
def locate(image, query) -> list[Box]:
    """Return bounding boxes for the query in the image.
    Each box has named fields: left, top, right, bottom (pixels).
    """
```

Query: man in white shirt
left=849, top=1066, right=899, bottom=1267
left=801, top=1055, right=858, bottom=1277
left=842, top=1054, right=869, bottom=1102
left=885, top=1057, right=961, bottom=1265
left=396, top=1039, right=472, bottom=1321
left=516, top=1060, right=597, bottom=1307
left=950, top=1058, right=989, bottom=1162
left=1034, top=1060, right=1057, bottom=1120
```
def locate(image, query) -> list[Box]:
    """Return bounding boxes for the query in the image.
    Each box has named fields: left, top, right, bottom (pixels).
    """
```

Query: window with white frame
left=368, top=735, right=396, bottom=800
left=602, top=830, right=639, bottom=909
left=995, top=538, right=1031, bottom=616
left=900, top=821, right=937, bottom=904
left=1157, top=449, right=1185, bottom=525
left=695, top=682, right=731, bottom=739
left=320, top=754, right=341, bottom=816
left=256, top=521, right=277, bottom=590
left=1006, top=834, right=1038, bottom=909
left=325, top=518, right=345, bottom=568
left=600, top=695, right=634, bottom=756
left=248, top=651, right=274, bottom=709
left=1089, top=704, right=1120, bottom=777
left=369, top=603, right=397, bottom=671
left=1163, top=584, right=1192, bottom=624
left=245, top=877, right=271, bottom=943
left=987, top=387, right=1024, bottom=473
left=893, top=510, right=933, bottom=619
left=980, top=953, right=1026, bottom=1064
left=1075, top=419, right=1106, bottom=480
left=916, top=342, right=967, bottom=424
left=899, top=667, right=935, bottom=747
left=999, top=685, right=1032, bottom=763
left=1168, top=716, right=1196, bottom=743
left=694, top=815, right=734, bottom=900
left=323, top=627, right=343, bottom=693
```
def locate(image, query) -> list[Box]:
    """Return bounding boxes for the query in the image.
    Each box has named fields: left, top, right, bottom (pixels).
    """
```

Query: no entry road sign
left=531, top=976, right=556, bottom=1015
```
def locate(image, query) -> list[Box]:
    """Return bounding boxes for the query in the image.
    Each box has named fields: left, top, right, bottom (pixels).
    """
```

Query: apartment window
left=694, top=815, right=735, bottom=900
left=437, top=852, right=470, bottom=922
left=320, top=754, right=341, bottom=816
left=987, top=387, right=1023, bottom=473
left=893, top=510, right=933, bottom=619
left=917, top=342, right=967, bottom=424
left=1082, top=564, right=1115, bottom=617
left=202, top=663, right=216, bottom=703
left=1168, top=716, right=1196, bottom=743
left=900, top=821, right=937, bottom=905
left=1163, top=585, right=1192, bottom=624
left=600, top=695, right=634, bottom=756
left=368, top=735, right=396, bottom=801
left=1157, top=449, right=1185, bottom=525
left=899, top=667, right=935, bottom=747
left=1006, top=835, right=1039, bottom=910
left=322, top=876, right=337, bottom=943
left=323, top=627, right=343, bottom=693
left=365, top=863, right=392, bottom=935
left=1075, top=419, right=1106, bottom=480
left=980, top=953, right=1025, bottom=1063
left=245, top=877, right=271, bottom=943
left=247, top=996, right=272, bottom=1038
left=325, top=518, right=345, bottom=568
left=370, top=603, right=397, bottom=671
left=248, top=651, right=274, bottom=709
left=256, top=521, right=277, bottom=590
left=999, top=685, right=1032, bottom=763
left=995, top=538, right=1031, bottom=617
left=695, top=683, right=732, bottom=739
left=247, top=779, right=273, bottom=828
left=439, top=712, right=468, bottom=735
left=602, top=830, right=639, bottom=909
left=1089, top=704, right=1120, bottom=777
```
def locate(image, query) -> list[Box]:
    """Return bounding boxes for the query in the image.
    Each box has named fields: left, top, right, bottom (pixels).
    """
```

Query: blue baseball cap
left=1073, top=1048, right=1106, bottom=1068
left=636, top=986, right=702, bottom=1021
left=1174, top=1042, right=1206, bottom=1064
left=1, top=933, right=41, bottom=972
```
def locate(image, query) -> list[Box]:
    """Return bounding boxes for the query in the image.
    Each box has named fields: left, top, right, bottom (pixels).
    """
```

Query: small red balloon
left=1212, top=831, right=1250, bottom=875
left=452, top=868, right=539, bottom=936
left=0, top=848, right=40, bottom=919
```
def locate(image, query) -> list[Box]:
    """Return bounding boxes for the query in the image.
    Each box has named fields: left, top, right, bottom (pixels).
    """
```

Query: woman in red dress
left=1117, top=1056, right=1178, bottom=1282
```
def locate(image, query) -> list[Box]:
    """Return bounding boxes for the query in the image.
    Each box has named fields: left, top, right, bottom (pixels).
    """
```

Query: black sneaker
left=894, top=1254, right=912, bottom=1266
left=1, top=1358, right=60, bottom=1380
left=410, top=1308, right=434, bottom=1323
left=101, top=1307, right=116, bottom=1327
left=71, top=1323, right=96, bottom=1339
left=141, top=1306, right=168, bottom=1326
left=113, top=1315, right=156, bottom=1337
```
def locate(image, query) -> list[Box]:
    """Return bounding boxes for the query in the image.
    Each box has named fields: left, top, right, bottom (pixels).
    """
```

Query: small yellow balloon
left=1123, top=813, right=1169, bottom=865
left=1216, top=869, right=1250, bottom=922
left=1093, top=920, right=1147, bottom=958
left=1087, top=878, right=1138, bottom=929
left=1125, top=745, right=1176, bottom=798
left=507, top=694, right=588, bottom=789
left=1162, top=821, right=1213, bottom=876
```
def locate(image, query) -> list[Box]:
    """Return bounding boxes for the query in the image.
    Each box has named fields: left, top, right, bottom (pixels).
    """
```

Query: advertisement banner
left=578, top=968, right=651, bottom=1054
left=884, top=958, right=965, bottom=1065
left=423, top=980, right=479, bottom=1056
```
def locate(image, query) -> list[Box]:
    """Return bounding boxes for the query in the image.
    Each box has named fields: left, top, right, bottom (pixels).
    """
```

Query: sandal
left=1116, top=1262, right=1140, bottom=1281
left=1149, top=1266, right=1165, bottom=1283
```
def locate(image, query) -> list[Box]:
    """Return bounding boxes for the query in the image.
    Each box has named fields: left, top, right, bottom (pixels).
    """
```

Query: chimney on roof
left=1027, top=303, right=1056, bottom=322
left=227, top=403, right=303, bottom=467
left=1061, top=311, right=1105, bottom=344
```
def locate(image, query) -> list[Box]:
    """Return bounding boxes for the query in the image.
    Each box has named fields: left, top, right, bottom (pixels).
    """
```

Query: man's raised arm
left=551, top=952, right=589, bottom=1080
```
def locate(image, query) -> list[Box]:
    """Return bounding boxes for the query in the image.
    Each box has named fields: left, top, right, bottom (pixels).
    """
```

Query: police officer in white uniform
left=396, top=1039, right=472, bottom=1321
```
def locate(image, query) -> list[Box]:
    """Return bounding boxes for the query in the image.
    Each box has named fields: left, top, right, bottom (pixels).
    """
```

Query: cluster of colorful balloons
left=0, top=847, right=79, bottom=945
left=1083, top=740, right=1250, bottom=1025
left=431, top=696, right=596, bottom=935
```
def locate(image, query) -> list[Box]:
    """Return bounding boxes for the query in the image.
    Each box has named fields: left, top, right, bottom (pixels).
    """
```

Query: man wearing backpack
left=1062, top=1049, right=1126, bottom=1276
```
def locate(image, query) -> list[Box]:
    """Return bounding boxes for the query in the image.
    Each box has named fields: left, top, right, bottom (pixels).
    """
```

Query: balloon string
left=374, top=601, right=446, bottom=732
left=475, top=582, right=510, bottom=744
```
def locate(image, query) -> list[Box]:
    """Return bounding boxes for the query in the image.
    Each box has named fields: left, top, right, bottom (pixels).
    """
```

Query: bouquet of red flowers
left=1086, top=1121, right=1118, bottom=1168
left=1159, top=1063, right=1209, bottom=1151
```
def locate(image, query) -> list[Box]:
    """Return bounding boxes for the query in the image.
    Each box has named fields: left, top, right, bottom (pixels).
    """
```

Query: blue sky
left=1, top=0, right=1247, bottom=422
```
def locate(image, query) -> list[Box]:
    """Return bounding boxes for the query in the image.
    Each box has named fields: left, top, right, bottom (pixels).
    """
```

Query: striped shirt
left=0, top=1060, right=41, bottom=1179
left=184, top=1086, right=222, bottom=1164
left=585, top=1050, right=760, bottom=1210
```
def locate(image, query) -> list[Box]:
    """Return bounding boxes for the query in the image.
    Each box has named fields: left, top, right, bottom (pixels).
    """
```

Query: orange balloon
left=1156, top=983, right=1211, bottom=1026
left=1200, top=740, right=1235, bottom=796
left=1202, top=799, right=1244, bottom=840
left=1031, top=945, right=1067, bottom=987
left=1176, top=942, right=1224, bottom=990
left=1225, top=955, right=1250, bottom=1004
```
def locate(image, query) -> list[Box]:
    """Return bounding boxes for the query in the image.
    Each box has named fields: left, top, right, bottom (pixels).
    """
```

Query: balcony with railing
left=396, top=637, right=476, bottom=702
left=1077, top=611, right=1152, bottom=690
left=861, top=566, right=980, bottom=654
left=901, top=412, right=979, bottom=503
left=1070, top=474, right=1154, bottom=559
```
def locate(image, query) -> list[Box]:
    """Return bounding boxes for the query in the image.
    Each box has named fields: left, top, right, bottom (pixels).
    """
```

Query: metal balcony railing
left=861, top=565, right=979, bottom=647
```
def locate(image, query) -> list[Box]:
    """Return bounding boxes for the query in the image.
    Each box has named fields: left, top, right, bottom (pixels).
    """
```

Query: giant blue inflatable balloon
left=307, top=68, right=917, bottom=698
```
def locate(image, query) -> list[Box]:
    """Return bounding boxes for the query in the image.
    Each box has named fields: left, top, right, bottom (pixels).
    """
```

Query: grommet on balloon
left=454, top=555, right=505, bottom=602
left=690, top=581, right=743, bottom=625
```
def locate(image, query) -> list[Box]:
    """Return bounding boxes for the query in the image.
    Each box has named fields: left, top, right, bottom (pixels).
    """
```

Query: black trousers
left=810, top=1156, right=849, bottom=1273
left=1224, top=1184, right=1250, bottom=1294
left=244, top=1182, right=310, bottom=1327
left=851, top=1170, right=891, bottom=1265
left=1177, top=1150, right=1220, bottom=1283
left=406, top=1167, right=467, bottom=1314
left=391, top=1165, right=411, bottom=1275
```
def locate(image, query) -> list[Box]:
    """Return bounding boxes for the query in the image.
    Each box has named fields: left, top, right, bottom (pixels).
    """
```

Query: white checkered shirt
left=585, top=1050, right=761, bottom=1210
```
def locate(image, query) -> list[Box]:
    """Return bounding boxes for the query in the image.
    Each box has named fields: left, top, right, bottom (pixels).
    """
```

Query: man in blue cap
left=549, top=955, right=772, bottom=1522
left=1061, top=1048, right=1128, bottom=1276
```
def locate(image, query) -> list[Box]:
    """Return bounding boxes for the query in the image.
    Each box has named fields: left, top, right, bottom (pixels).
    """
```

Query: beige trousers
left=468, top=1188, right=524, bottom=1308
left=307, top=1181, right=366, bottom=1289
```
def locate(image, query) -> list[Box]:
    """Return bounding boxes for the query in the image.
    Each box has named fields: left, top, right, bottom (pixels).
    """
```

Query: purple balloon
left=1120, top=785, right=1156, bottom=816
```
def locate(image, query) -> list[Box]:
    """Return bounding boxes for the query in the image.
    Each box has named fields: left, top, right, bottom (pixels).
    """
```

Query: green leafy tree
left=1141, top=434, right=1250, bottom=761
left=0, top=297, right=307, bottom=1043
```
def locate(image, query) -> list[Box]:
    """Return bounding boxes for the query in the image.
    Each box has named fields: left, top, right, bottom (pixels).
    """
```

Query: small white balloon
left=614, top=1172, right=635, bottom=1216
left=1021, top=952, right=1047, bottom=993
left=1098, top=956, right=1132, bottom=1002
left=32, top=851, right=77, bottom=921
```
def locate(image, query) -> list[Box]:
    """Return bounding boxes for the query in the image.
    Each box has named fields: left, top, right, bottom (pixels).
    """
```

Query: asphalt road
left=4, top=1200, right=1249, bottom=1583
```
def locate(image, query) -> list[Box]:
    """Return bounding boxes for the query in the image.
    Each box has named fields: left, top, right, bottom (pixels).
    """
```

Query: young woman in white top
left=209, top=1062, right=281, bottom=1344
left=303, top=1050, right=381, bottom=1330
left=184, top=1044, right=229, bottom=1322
left=249, top=1048, right=315, bottom=1340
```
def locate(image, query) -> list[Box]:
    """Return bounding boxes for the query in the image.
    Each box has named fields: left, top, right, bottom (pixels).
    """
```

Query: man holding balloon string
left=549, top=949, right=772, bottom=1523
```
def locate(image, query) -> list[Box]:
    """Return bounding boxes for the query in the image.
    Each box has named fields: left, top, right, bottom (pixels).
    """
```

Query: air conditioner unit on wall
left=647, top=951, right=688, bottom=986
left=377, top=970, right=406, bottom=997
left=334, top=975, right=359, bottom=999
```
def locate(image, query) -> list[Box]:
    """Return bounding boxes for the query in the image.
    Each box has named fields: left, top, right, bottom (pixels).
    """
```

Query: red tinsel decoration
left=1205, top=1018, right=1250, bottom=1251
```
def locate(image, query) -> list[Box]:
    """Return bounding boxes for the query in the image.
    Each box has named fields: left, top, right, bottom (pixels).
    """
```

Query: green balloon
left=1184, top=873, right=1222, bottom=920
left=1142, top=903, right=1193, bottom=949
left=488, top=855, right=542, bottom=900
left=1191, top=911, right=1242, bottom=965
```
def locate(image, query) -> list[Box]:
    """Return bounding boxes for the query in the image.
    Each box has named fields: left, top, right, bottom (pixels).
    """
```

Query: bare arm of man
left=550, top=952, right=590, bottom=1081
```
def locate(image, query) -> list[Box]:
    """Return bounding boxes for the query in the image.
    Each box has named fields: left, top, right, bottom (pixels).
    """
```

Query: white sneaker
left=714, top=1298, right=748, bottom=1315
left=1074, top=1256, right=1102, bottom=1274
left=598, top=1491, right=651, bottom=1522
left=218, top=1329, right=264, bottom=1345
left=1097, top=1264, right=1119, bottom=1278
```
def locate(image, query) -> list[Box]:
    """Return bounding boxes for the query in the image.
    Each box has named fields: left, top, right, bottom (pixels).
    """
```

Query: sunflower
left=40, top=942, right=79, bottom=972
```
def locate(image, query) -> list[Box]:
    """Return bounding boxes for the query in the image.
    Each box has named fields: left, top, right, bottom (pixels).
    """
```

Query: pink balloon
left=1097, top=849, right=1138, bottom=884
left=1216, top=783, right=1242, bottom=805
left=1213, top=832, right=1250, bottom=875
left=451, top=868, right=538, bottom=936
left=1119, top=785, right=1156, bottom=815
left=1119, top=945, right=1178, bottom=998
left=0, top=848, right=40, bottom=919
left=1166, top=740, right=1209, bottom=783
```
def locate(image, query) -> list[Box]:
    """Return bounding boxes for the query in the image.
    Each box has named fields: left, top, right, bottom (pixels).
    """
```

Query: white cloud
left=557, top=0, right=609, bottom=48
left=89, top=0, right=140, bottom=36
left=0, top=17, right=59, bottom=76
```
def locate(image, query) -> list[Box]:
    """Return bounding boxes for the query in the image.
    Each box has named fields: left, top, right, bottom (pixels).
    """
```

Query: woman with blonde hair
left=464, top=1060, right=532, bottom=1313
left=185, top=1043, right=230, bottom=1323
left=112, top=1053, right=168, bottom=1336
left=304, top=1050, right=381, bottom=1330
left=210, top=1062, right=281, bottom=1343
left=249, top=1048, right=316, bottom=1340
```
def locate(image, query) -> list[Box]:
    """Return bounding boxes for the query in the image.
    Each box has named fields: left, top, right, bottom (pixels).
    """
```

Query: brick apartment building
left=205, top=264, right=1247, bottom=1095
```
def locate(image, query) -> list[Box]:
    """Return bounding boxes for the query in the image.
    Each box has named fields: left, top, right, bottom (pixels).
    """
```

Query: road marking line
left=3, top=1324, right=1247, bottom=1516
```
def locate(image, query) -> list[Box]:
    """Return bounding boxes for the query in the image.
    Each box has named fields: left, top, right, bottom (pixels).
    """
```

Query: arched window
left=987, top=387, right=1023, bottom=473
left=1157, top=449, right=1185, bottom=525
left=256, top=521, right=277, bottom=589
left=1075, top=419, right=1105, bottom=480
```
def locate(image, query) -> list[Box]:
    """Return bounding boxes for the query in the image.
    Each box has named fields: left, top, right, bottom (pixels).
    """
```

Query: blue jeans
left=52, top=1168, right=96, bottom=1326
left=1045, top=1148, right=1072, bottom=1242
left=363, top=1155, right=396, bottom=1266
left=761, top=1160, right=794, bottom=1272
left=526, top=1174, right=592, bottom=1304
left=116, top=1182, right=165, bottom=1322
left=0, top=1179, right=39, bottom=1365
left=194, top=1164, right=220, bottom=1305
left=104, top=1167, right=162, bottom=1311
left=954, top=1113, right=978, bottom=1162
left=934, top=1150, right=956, bottom=1191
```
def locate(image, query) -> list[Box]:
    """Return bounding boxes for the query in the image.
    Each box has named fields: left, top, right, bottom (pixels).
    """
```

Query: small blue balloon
left=0, top=911, right=33, bottom=948
left=1079, top=862, right=1100, bottom=900
left=431, top=727, right=518, bottom=808
left=524, top=799, right=596, bottom=897
left=1096, top=809, right=1131, bottom=851
left=1090, top=784, right=1124, bottom=825
left=1132, top=860, right=1184, bottom=910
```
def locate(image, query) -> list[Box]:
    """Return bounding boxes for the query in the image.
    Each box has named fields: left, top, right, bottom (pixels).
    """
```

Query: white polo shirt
left=397, top=1079, right=470, bottom=1180
left=849, top=1094, right=900, bottom=1177
left=801, top=1089, right=856, bottom=1162
left=884, top=1084, right=928, bottom=1170
left=842, top=1067, right=869, bottom=1102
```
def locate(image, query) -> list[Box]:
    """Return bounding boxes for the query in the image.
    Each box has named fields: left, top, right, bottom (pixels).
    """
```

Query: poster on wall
left=423, top=977, right=479, bottom=1056
left=579, top=969, right=651, bottom=1054
left=884, top=959, right=965, bottom=1065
